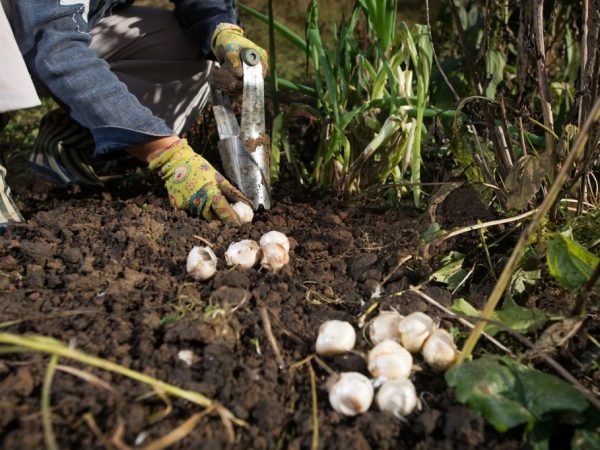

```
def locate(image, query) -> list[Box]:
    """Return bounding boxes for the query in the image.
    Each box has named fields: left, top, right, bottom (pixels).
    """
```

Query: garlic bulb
left=224, top=239, right=260, bottom=269
left=328, top=372, right=374, bottom=416
left=367, top=340, right=413, bottom=381
left=260, top=243, right=289, bottom=271
left=259, top=230, right=290, bottom=252
left=232, top=201, right=254, bottom=223
left=315, top=320, right=356, bottom=355
left=421, top=328, right=459, bottom=371
left=369, top=311, right=403, bottom=345
left=398, top=312, right=435, bottom=353
left=186, top=246, right=217, bottom=280
left=376, top=378, right=419, bottom=418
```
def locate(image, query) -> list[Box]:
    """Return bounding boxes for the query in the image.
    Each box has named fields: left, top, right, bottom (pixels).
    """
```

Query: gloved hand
left=211, top=23, right=268, bottom=80
left=149, top=139, right=249, bottom=222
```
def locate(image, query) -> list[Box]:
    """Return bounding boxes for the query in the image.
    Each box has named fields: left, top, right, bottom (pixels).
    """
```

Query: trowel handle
left=241, top=48, right=261, bottom=66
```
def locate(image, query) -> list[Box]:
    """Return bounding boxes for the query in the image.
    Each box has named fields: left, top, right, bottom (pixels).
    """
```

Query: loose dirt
left=0, top=171, right=530, bottom=449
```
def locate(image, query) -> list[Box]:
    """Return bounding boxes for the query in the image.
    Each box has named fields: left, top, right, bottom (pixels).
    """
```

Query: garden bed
left=0, top=172, right=531, bottom=449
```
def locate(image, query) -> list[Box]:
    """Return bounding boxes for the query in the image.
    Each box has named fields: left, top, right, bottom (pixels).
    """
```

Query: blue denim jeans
left=5, top=0, right=238, bottom=158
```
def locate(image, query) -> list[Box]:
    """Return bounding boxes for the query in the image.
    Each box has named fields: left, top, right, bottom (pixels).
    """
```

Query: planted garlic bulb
left=186, top=246, right=217, bottom=281
left=260, top=243, right=289, bottom=271
left=398, top=312, right=435, bottom=353
left=315, top=320, right=356, bottom=355
left=224, top=239, right=260, bottom=269
left=369, top=311, right=404, bottom=345
left=376, top=378, right=419, bottom=418
left=259, top=230, right=290, bottom=252
left=422, top=328, right=459, bottom=371
left=328, top=372, right=374, bottom=416
left=232, top=201, right=254, bottom=223
left=368, top=340, right=413, bottom=381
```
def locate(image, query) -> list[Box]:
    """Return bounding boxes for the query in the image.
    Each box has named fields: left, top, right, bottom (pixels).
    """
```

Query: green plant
left=242, top=0, right=434, bottom=205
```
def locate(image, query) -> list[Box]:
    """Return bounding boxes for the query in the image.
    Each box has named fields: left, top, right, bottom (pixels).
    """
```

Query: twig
left=192, top=235, right=214, bottom=248
left=83, top=413, right=116, bottom=450
left=307, top=362, right=319, bottom=450
left=381, top=255, right=413, bottom=286
left=572, top=261, right=600, bottom=316
left=531, top=0, right=556, bottom=153
left=460, top=97, right=600, bottom=361
left=259, top=306, right=286, bottom=370
left=435, top=209, right=537, bottom=243
left=425, top=0, right=460, bottom=102
left=407, top=287, right=515, bottom=356
left=42, top=355, right=59, bottom=450
left=140, top=408, right=215, bottom=450
left=56, top=364, right=116, bottom=393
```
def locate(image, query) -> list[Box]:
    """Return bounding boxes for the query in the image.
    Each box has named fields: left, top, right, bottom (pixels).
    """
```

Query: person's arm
left=10, top=0, right=174, bottom=158
left=170, top=0, right=240, bottom=59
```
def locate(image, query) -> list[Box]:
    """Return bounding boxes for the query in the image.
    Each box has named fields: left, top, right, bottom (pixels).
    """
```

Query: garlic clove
left=232, top=201, right=254, bottom=223
left=367, top=340, right=413, bottom=381
left=177, top=350, right=195, bottom=367
left=186, top=246, right=217, bottom=281
left=259, top=230, right=290, bottom=252
left=398, top=312, right=435, bottom=353
left=260, top=243, right=289, bottom=271
left=421, top=328, right=459, bottom=371
left=224, top=239, right=260, bottom=269
left=328, top=372, right=374, bottom=416
left=315, top=320, right=356, bottom=355
left=376, top=379, right=419, bottom=418
left=369, top=311, right=404, bottom=345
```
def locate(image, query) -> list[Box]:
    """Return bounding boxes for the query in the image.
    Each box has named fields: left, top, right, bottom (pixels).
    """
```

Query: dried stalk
left=531, top=0, right=556, bottom=153
left=460, top=97, right=600, bottom=361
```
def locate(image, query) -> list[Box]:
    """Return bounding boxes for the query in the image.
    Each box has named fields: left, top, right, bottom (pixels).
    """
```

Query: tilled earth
left=1, top=173, right=530, bottom=449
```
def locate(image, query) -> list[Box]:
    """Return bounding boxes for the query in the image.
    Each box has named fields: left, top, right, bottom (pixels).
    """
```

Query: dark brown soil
left=0, top=169, right=533, bottom=450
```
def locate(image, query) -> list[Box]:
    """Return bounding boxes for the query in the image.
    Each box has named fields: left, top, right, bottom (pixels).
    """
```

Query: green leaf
left=510, top=266, right=541, bottom=295
left=422, top=222, right=441, bottom=242
left=495, top=296, right=547, bottom=335
left=446, top=355, right=590, bottom=433
left=572, top=428, right=600, bottom=450
left=510, top=362, right=588, bottom=419
left=446, top=356, right=534, bottom=431
left=450, top=296, right=547, bottom=336
left=431, top=251, right=467, bottom=291
left=547, top=232, right=600, bottom=291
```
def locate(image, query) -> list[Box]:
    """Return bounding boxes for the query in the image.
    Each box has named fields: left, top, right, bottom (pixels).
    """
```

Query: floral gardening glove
left=149, top=139, right=249, bottom=222
left=211, top=23, right=268, bottom=83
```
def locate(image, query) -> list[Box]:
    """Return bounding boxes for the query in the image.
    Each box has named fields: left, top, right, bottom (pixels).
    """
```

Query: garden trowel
left=210, top=48, right=271, bottom=210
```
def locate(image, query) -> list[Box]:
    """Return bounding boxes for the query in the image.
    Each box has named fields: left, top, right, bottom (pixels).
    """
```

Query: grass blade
left=42, top=354, right=59, bottom=450
left=238, top=3, right=307, bottom=53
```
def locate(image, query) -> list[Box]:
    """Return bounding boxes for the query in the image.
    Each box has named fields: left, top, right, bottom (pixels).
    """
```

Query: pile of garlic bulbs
left=186, top=230, right=290, bottom=280
left=315, top=311, right=459, bottom=417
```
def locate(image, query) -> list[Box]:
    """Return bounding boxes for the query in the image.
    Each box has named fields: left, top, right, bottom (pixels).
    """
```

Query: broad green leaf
left=446, top=356, right=534, bottom=431
left=495, top=297, right=547, bottom=335
left=431, top=251, right=467, bottom=291
left=547, top=232, right=600, bottom=291
left=510, top=362, right=588, bottom=419
left=446, top=355, right=590, bottom=433
left=450, top=296, right=547, bottom=336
